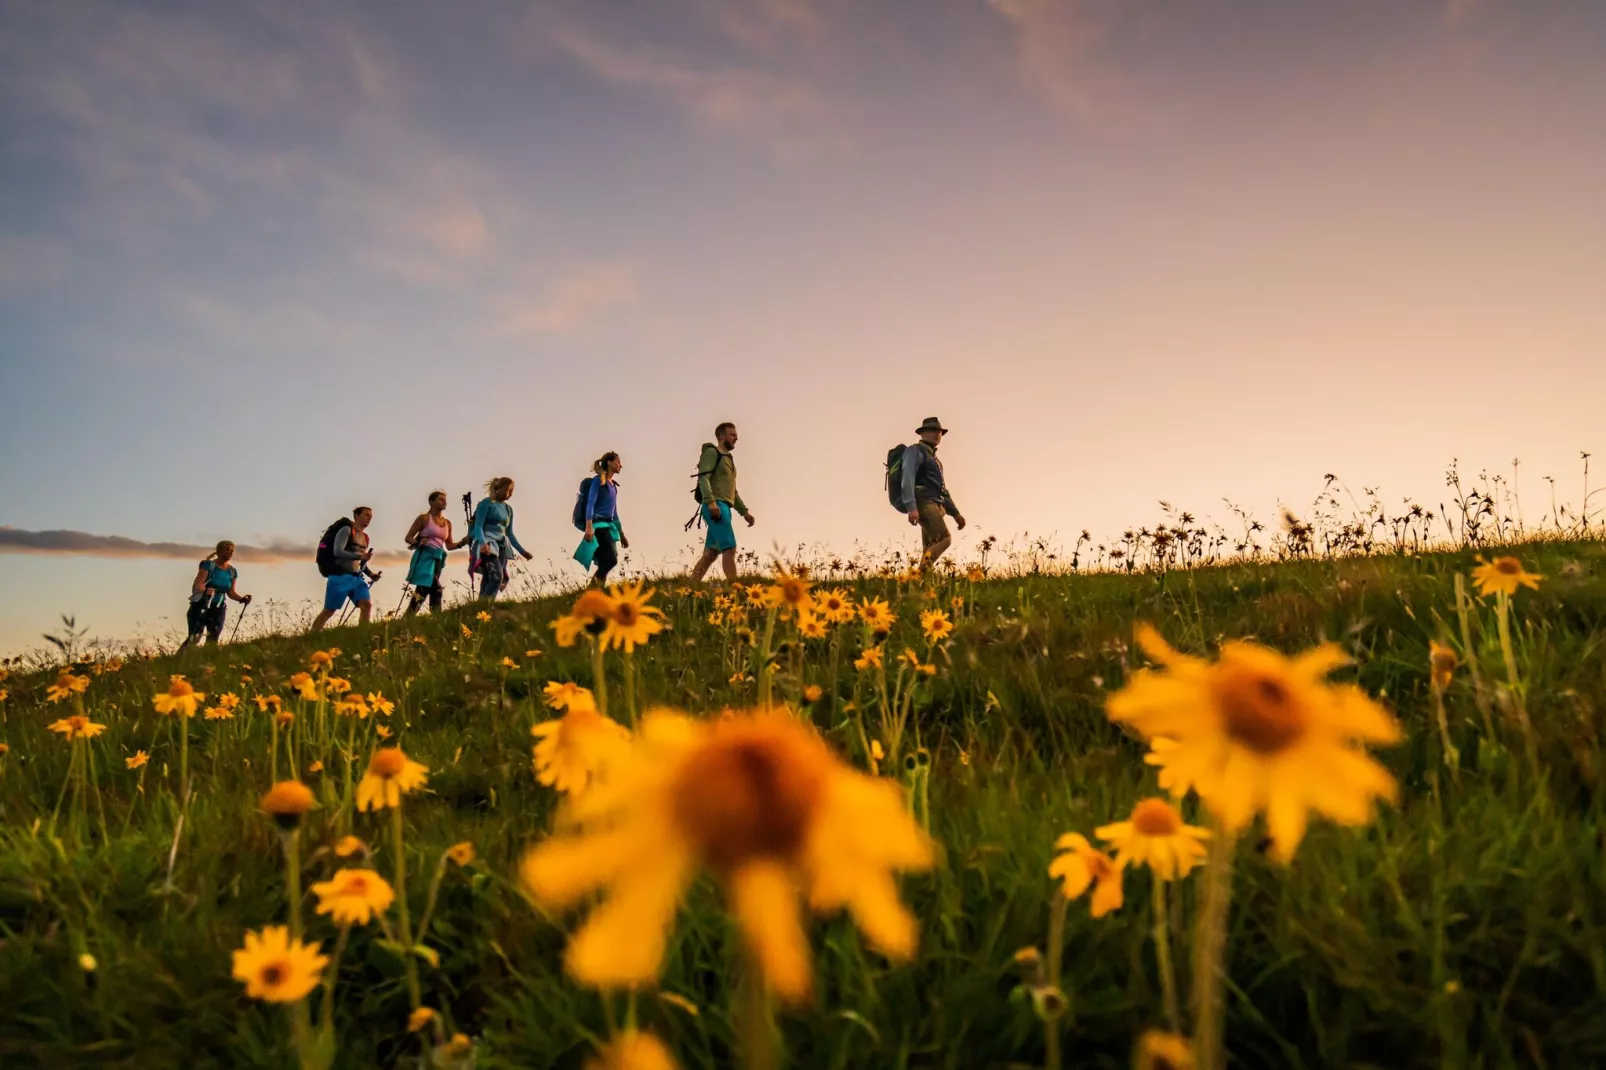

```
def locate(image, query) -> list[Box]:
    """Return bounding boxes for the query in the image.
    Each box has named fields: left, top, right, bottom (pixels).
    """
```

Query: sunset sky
left=1, top=0, right=1602, bottom=654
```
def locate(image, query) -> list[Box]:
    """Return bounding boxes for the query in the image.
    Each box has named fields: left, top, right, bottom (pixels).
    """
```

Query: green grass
left=2, top=540, right=1605, bottom=1069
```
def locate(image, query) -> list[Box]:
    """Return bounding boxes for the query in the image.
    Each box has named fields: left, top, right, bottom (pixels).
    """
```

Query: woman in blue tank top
left=182, top=540, right=252, bottom=648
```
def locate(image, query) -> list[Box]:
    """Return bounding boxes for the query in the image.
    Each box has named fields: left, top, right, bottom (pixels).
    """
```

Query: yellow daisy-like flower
left=706, top=611, right=726, bottom=627
left=965, top=565, right=985, bottom=583
left=543, top=680, right=597, bottom=712
left=256, top=694, right=284, bottom=714
left=763, top=566, right=813, bottom=615
left=525, top=649, right=544, bottom=659
left=260, top=780, right=316, bottom=827
left=126, top=750, right=149, bottom=770
left=46, top=669, right=90, bottom=703
left=1049, top=833, right=1124, bottom=917
left=602, top=582, right=666, bottom=653
left=501, top=656, right=518, bottom=669
left=551, top=615, right=586, bottom=648
left=870, top=740, right=885, bottom=763
left=802, top=685, right=824, bottom=704
left=532, top=706, right=631, bottom=797
left=815, top=589, right=857, bottom=624
left=375, top=724, right=392, bottom=740
left=309, top=650, right=335, bottom=671
left=367, top=692, right=395, bottom=717
left=1429, top=641, right=1459, bottom=691
left=275, top=710, right=295, bottom=729
left=231, top=926, right=328, bottom=1003
left=356, top=747, right=429, bottom=811
left=1107, top=625, right=1400, bottom=862
left=334, top=835, right=366, bottom=859
left=797, top=612, right=828, bottom=640
left=461, top=624, right=474, bottom=639
left=520, top=710, right=935, bottom=1004
left=854, top=645, right=884, bottom=671
left=219, top=692, right=241, bottom=710
left=203, top=706, right=234, bottom=721
left=311, top=868, right=396, bottom=926
left=49, top=715, right=107, bottom=742
left=1134, top=1031, right=1194, bottom=1070
left=152, top=675, right=205, bottom=718
left=586, top=1031, right=679, bottom=1070
left=919, top=609, right=954, bottom=642
left=1470, top=555, right=1543, bottom=597
left=477, top=611, right=493, bottom=623
left=97, top=657, right=125, bottom=675
left=307, top=760, right=324, bottom=774
left=899, top=648, right=921, bottom=669
left=407, top=1006, right=437, bottom=1033
left=287, top=673, right=319, bottom=701
left=336, top=693, right=370, bottom=719
left=859, top=599, right=895, bottom=632
left=1094, top=798, right=1211, bottom=881
left=325, top=677, right=353, bottom=697
left=446, top=842, right=476, bottom=866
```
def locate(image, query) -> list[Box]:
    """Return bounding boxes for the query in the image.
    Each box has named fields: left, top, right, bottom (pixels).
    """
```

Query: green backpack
left=885, top=444, right=911, bottom=511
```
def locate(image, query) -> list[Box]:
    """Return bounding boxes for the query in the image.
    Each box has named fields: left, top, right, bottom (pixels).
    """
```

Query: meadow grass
left=1, top=538, right=1604, bottom=1069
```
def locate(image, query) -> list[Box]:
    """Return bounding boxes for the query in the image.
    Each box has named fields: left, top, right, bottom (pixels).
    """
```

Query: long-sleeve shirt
left=470, top=498, right=528, bottom=556
left=586, top=478, right=622, bottom=527
left=900, top=443, right=959, bottom=516
left=696, top=444, right=749, bottom=517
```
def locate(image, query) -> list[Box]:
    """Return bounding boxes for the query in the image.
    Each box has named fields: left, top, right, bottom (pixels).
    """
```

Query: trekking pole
left=229, top=596, right=252, bottom=643
left=461, top=491, right=477, bottom=598
left=395, top=584, right=412, bottom=617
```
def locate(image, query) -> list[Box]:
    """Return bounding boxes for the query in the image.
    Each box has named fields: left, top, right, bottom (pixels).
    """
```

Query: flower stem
left=590, top=638, right=609, bottom=717
left=178, top=713, right=190, bottom=808
left=1494, top=591, right=1537, bottom=772
left=1153, top=877, right=1180, bottom=1034
left=759, top=607, right=779, bottom=709
left=737, top=957, right=778, bottom=1070
left=271, top=718, right=280, bottom=784
left=1044, top=891, right=1069, bottom=1070
left=392, top=803, right=422, bottom=1008
left=281, top=828, right=304, bottom=940
left=623, top=648, right=637, bottom=729
left=1191, top=824, right=1239, bottom=1070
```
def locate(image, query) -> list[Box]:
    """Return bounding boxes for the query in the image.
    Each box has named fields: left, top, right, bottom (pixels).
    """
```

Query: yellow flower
left=255, top=694, right=284, bottom=714
left=309, top=650, right=335, bottom=671
left=49, top=715, right=107, bottom=742
left=232, top=926, right=328, bottom=1003
left=46, top=669, right=89, bottom=703
left=899, top=648, right=921, bottom=669
left=1094, top=798, right=1211, bottom=881
left=552, top=614, right=587, bottom=647
left=152, top=675, right=204, bottom=718
left=79, top=953, right=97, bottom=972
left=477, top=611, right=492, bottom=623
left=919, top=609, right=954, bottom=642
left=97, top=657, right=125, bottom=674
left=870, top=740, right=885, bottom=763
left=1134, top=1031, right=1194, bottom=1070
left=446, top=842, right=476, bottom=866
left=502, top=656, right=518, bottom=669
left=966, top=565, right=985, bottom=583
left=407, top=1007, right=437, bottom=1033
left=796, top=612, right=828, bottom=640
left=586, top=1031, right=679, bottom=1070
left=356, top=747, right=429, bottom=811
left=1107, top=625, right=1400, bottom=862
left=520, top=710, right=935, bottom=1004
left=729, top=672, right=751, bottom=685
left=260, top=780, right=316, bottom=827
left=802, top=685, right=824, bottom=704
left=219, top=692, right=241, bottom=710
left=525, top=649, right=544, bottom=658
left=764, top=567, right=813, bottom=614
left=543, top=680, right=597, bottom=712
left=461, top=624, right=474, bottom=639
left=602, top=582, right=666, bottom=653
left=336, top=693, right=370, bottom=719
left=334, top=835, right=366, bottom=859
left=1049, top=833, right=1124, bottom=917
left=275, top=710, right=295, bottom=729
left=436, top=1035, right=474, bottom=1061
left=287, top=673, right=318, bottom=701
left=311, top=868, right=396, bottom=926
left=532, top=706, right=631, bottom=797
left=707, top=611, right=726, bottom=627
left=815, top=589, right=857, bottom=624
left=308, top=760, right=324, bottom=774
left=859, top=599, right=895, bottom=632
left=958, top=748, right=970, bottom=767
left=950, top=596, right=964, bottom=611
left=126, top=750, right=149, bottom=770
left=375, top=724, right=392, bottom=740
left=325, top=677, right=352, bottom=697
left=1470, top=555, right=1543, bottom=597
left=574, top=589, right=616, bottom=624
left=204, top=705, right=234, bottom=720
left=854, top=646, right=884, bottom=671
left=367, top=692, right=395, bottom=717
left=1429, top=641, right=1459, bottom=691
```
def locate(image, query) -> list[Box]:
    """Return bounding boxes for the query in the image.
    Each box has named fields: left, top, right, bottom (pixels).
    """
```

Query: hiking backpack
left=315, top=518, right=353, bottom=577
left=884, top=444, right=914, bottom=511
left=572, top=477, right=595, bottom=531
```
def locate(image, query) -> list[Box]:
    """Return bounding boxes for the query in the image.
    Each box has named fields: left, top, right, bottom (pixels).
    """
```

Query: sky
left=1, top=0, right=1603, bottom=655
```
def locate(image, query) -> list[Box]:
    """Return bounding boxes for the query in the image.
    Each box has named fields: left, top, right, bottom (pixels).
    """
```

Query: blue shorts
left=323, top=573, right=371, bottom=612
left=703, top=500, right=737, bottom=552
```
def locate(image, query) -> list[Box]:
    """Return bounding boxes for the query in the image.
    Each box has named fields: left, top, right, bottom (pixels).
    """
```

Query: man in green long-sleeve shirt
left=691, top=421, right=757, bottom=583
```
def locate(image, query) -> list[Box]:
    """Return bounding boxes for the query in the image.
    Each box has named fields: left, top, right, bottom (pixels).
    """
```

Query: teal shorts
left=703, top=501, right=737, bottom=552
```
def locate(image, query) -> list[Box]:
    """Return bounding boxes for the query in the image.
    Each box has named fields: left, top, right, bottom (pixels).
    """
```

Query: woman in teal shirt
left=182, top=540, right=252, bottom=648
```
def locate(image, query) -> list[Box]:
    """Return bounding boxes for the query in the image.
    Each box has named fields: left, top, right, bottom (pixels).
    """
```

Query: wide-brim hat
left=915, top=416, right=949, bottom=435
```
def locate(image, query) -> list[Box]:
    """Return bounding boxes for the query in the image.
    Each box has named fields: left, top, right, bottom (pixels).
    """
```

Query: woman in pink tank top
left=403, top=491, right=465, bottom=615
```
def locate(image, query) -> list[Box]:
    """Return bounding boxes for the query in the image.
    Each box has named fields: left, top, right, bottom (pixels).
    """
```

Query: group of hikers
left=180, top=418, right=966, bottom=645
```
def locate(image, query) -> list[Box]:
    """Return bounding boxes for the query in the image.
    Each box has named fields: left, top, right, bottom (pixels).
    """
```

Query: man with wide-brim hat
left=898, top=417, right=966, bottom=570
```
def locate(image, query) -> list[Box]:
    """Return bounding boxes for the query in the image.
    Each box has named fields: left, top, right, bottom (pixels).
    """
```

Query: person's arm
left=901, top=445, right=923, bottom=513
left=505, top=506, right=530, bottom=557
left=586, top=478, right=604, bottom=526
left=191, top=565, right=210, bottom=597
left=734, top=486, right=751, bottom=519
left=404, top=514, right=426, bottom=549
left=444, top=518, right=465, bottom=551
left=332, top=525, right=363, bottom=564
left=469, top=500, right=488, bottom=548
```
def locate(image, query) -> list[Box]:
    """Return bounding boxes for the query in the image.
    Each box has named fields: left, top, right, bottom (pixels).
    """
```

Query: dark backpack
left=885, top=444, right=914, bottom=511
left=316, top=518, right=352, bottom=577
left=690, top=444, right=725, bottom=504
left=572, top=477, right=595, bottom=531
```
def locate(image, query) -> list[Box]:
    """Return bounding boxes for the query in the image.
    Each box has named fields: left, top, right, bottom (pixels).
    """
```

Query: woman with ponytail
left=469, top=476, right=532, bottom=601
left=181, top=540, right=251, bottom=648
left=579, top=452, right=628, bottom=586
left=403, top=490, right=467, bottom=615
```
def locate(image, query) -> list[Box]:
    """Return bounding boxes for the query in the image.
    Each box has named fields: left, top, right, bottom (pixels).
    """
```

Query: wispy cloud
left=984, top=0, right=1121, bottom=120
left=499, top=263, right=639, bottom=337
left=0, top=527, right=409, bottom=567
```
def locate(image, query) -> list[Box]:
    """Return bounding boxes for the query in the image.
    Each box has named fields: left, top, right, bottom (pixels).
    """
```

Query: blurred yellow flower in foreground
left=334, top=835, right=366, bottom=858
left=311, top=868, right=396, bottom=926
left=407, top=1007, right=437, bottom=1032
left=1108, top=625, right=1399, bottom=863
left=586, top=1030, right=679, bottom=1070
left=532, top=706, right=630, bottom=797
left=232, top=926, right=327, bottom=1003
left=46, top=670, right=89, bottom=703
left=446, top=842, right=476, bottom=866
left=153, top=675, right=205, bottom=718
left=287, top=673, right=318, bottom=701
left=1470, top=555, right=1542, bottom=597
left=521, top=710, right=934, bottom=1004
left=49, top=715, right=106, bottom=742
left=1049, top=833, right=1124, bottom=917
left=1429, top=641, right=1459, bottom=691
left=356, top=747, right=429, bottom=812
left=1095, top=798, right=1210, bottom=881
left=1134, top=1031, right=1194, bottom=1070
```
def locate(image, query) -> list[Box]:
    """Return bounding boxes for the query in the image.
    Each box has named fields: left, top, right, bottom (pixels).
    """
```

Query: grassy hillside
left=1, top=540, right=1604, bottom=1069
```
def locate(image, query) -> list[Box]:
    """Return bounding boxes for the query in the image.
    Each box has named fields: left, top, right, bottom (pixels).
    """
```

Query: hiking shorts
left=703, top=500, right=738, bottom=552
left=323, top=572, right=371, bottom=612
left=917, top=500, right=950, bottom=549
left=187, top=600, right=226, bottom=642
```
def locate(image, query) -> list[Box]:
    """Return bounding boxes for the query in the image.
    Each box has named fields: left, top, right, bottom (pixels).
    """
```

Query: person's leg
left=183, top=601, right=205, bottom=647
left=428, top=582, right=443, bottom=613
left=592, top=528, right=618, bottom=586
left=310, top=609, right=333, bottom=631
left=357, top=600, right=373, bottom=625
left=918, top=502, right=952, bottom=571
left=691, top=549, right=719, bottom=581
left=721, top=549, right=738, bottom=582
left=205, top=605, right=226, bottom=645
left=405, top=589, right=424, bottom=616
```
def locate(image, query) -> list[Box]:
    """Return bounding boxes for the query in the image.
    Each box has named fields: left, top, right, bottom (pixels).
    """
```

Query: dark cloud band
left=0, top=526, right=409, bottom=566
